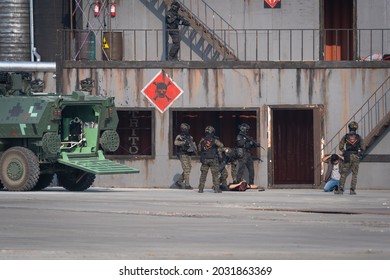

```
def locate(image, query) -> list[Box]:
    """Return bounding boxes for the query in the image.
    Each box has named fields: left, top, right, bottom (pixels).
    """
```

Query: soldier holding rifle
left=174, top=123, right=197, bottom=189
left=235, top=123, right=265, bottom=190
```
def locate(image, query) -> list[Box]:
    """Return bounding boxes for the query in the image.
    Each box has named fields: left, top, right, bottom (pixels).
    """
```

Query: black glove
left=181, top=19, right=190, bottom=26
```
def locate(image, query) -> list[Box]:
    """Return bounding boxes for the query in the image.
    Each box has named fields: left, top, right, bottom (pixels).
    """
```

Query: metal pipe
left=29, top=0, right=35, bottom=61
left=32, top=47, right=41, bottom=62
left=0, top=62, right=56, bottom=72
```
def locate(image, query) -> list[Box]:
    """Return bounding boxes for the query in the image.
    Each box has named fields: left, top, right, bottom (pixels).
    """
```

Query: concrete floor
left=0, top=187, right=389, bottom=260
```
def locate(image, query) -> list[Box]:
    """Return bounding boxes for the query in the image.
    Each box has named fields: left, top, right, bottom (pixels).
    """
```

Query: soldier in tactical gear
left=235, top=123, right=260, bottom=188
left=336, top=121, right=365, bottom=195
left=174, top=123, right=196, bottom=189
left=165, top=1, right=190, bottom=61
left=219, top=147, right=238, bottom=190
left=197, top=126, right=224, bottom=193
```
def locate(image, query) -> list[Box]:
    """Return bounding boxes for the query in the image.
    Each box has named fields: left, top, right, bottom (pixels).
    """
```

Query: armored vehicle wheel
left=33, top=174, right=55, bottom=191
left=57, top=169, right=96, bottom=191
left=0, top=147, right=40, bottom=191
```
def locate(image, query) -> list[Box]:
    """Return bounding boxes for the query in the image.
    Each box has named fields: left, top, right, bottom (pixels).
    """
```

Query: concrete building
left=1, top=0, right=389, bottom=190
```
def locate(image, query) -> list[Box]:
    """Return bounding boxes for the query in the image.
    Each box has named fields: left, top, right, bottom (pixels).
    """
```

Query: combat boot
left=334, top=190, right=343, bottom=195
left=350, top=189, right=357, bottom=195
left=214, top=186, right=222, bottom=193
left=198, top=187, right=203, bottom=193
left=185, top=185, right=193, bottom=190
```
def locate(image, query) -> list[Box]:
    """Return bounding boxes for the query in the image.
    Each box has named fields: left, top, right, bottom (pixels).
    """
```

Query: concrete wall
left=357, top=0, right=390, bottom=29
left=61, top=65, right=390, bottom=190
left=77, top=0, right=389, bottom=61
left=107, top=0, right=389, bottom=30
left=57, top=1, right=390, bottom=190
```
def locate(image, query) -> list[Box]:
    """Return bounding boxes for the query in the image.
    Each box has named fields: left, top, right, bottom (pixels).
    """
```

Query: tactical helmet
left=171, top=1, right=180, bottom=10
left=348, top=121, right=358, bottom=131
left=238, top=123, right=250, bottom=133
left=180, top=123, right=190, bottom=132
left=205, top=125, right=215, bottom=134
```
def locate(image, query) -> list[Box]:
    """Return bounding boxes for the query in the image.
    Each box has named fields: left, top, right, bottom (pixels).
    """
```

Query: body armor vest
left=177, top=132, right=190, bottom=155
left=345, top=133, right=361, bottom=152
left=201, top=135, right=217, bottom=159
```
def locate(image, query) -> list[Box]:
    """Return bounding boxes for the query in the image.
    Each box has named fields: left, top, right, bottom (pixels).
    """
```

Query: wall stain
left=320, top=70, right=329, bottom=112
left=308, top=69, right=314, bottom=104
left=296, top=68, right=301, bottom=103
left=255, top=68, right=262, bottom=98
left=203, top=70, right=209, bottom=106
left=188, top=69, right=193, bottom=102
left=341, top=70, right=349, bottom=121
left=214, top=69, right=219, bottom=107
left=135, top=68, right=143, bottom=106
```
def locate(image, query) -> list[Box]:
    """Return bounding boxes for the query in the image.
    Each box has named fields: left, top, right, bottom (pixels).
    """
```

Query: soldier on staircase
left=166, top=1, right=190, bottom=61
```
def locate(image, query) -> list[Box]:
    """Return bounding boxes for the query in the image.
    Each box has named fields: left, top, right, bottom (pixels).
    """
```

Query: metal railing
left=180, top=0, right=236, bottom=34
left=60, top=28, right=390, bottom=62
left=322, top=76, right=390, bottom=156
left=179, top=0, right=238, bottom=58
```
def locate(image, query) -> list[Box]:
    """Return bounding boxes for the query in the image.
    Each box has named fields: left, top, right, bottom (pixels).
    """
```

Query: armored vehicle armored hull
left=0, top=72, right=139, bottom=191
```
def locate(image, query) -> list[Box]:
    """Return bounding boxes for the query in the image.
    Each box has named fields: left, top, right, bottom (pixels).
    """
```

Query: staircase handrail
left=178, top=0, right=238, bottom=58
left=322, top=75, right=390, bottom=155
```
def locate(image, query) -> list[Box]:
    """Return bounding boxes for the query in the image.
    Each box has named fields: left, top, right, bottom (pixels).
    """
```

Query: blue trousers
left=324, top=179, right=343, bottom=192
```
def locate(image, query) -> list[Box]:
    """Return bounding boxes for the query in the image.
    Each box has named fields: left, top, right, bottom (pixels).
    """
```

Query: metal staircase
left=323, top=76, right=390, bottom=156
left=163, top=0, right=238, bottom=60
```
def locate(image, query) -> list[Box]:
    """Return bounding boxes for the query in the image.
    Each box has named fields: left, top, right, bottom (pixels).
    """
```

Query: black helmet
left=171, top=1, right=180, bottom=10
left=239, top=123, right=250, bottom=134
left=205, top=125, right=215, bottom=134
left=348, top=121, right=358, bottom=132
left=180, top=123, right=190, bottom=132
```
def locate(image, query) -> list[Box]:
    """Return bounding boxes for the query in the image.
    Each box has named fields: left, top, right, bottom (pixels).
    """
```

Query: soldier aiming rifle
left=218, top=147, right=239, bottom=190
left=180, top=134, right=198, bottom=156
left=174, top=123, right=197, bottom=189
left=235, top=123, right=265, bottom=191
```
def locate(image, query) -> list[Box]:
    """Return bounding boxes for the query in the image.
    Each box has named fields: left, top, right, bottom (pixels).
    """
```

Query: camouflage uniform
left=337, top=121, right=365, bottom=195
left=235, top=123, right=259, bottom=185
left=174, top=123, right=196, bottom=189
left=219, top=147, right=238, bottom=187
left=198, top=126, right=224, bottom=193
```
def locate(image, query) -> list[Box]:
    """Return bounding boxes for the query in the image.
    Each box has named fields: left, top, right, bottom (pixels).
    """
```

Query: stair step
left=175, top=1, right=238, bottom=61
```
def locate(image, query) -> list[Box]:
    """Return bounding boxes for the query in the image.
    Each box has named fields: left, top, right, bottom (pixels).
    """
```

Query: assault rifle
left=245, top=135, right=265, bottom=151
left=218, top=147, right=238, bottom=172
left=180, top=135, right=198, bottom=156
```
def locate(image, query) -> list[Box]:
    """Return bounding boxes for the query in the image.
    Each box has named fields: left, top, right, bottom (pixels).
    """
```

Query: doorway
left=272, top=109, right=315, bottom=185
left=321, top=0, right=355, bottom=60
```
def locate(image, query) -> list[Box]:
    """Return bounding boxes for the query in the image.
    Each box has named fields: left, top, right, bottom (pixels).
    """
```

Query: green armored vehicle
left=0, top=72, right=139, bottom=191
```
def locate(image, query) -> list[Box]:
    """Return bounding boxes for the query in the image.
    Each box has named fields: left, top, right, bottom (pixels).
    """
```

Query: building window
left=171, top=109, right=260, bottom=158
left=108, top=109, right=154, bottom=157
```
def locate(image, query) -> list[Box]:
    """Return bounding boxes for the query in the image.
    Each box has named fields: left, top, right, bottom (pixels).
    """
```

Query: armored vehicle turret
left=0, top=72, right=139, bottom=191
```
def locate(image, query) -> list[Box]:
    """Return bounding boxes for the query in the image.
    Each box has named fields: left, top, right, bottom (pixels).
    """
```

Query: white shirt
left=331, top=163, right=341, bottom=180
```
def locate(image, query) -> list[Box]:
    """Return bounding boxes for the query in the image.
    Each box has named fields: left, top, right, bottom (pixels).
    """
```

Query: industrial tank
left=0, top=0, right=31, bottom=61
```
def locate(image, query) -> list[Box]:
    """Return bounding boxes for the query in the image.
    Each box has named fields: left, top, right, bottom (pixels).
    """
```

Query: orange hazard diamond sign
left=141, top=70, right=183, bottom=113
left=264, top=0, right=281, bottom=8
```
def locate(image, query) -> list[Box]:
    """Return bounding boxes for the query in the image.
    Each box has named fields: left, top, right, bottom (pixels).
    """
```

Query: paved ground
left=0, top=187, right=389, bottom=260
